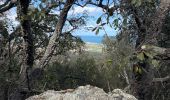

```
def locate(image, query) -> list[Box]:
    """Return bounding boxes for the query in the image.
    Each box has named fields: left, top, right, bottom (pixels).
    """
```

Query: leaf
left=131, top=0, right=137, bottom=4
left=96, top=17, right=101, bottom=24
left=113, top=19, right=119, bottom=28
left=98, top=26, right=102, bottom=30
left=144, top=52, right=154, bottom=59
left=107, top=59, right=113, bottom=65
left=136, top=0, right=142, bottom=6
left=95, top=28, right=99, bottom=35
left=109, top=22, right=112, bottom=28
left=151, top=60, right=159, bottom=67
left=137, top=52, right=145, bottom=61
left=123, top=18, right=127, bottom=26
left=134, top=65, right=142, bottom=74
left=134, top=66, right=139, bottom=73
left=92, top=27, right=97, bottom=32
left=131, top=0, right=142, bottom=7
left=101, top=23, right=106, bottom=26
left=138, top=67, right=142, bottom=74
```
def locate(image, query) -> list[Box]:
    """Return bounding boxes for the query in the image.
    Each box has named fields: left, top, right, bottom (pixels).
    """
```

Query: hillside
left=84, top=42, right=103, bottom=53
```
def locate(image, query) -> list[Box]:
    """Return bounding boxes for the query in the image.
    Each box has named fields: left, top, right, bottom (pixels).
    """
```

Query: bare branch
left=152, top=75, right=170, bottom=82
left=75, top=0, right=118, bottom=14
left=0, top=0, right=16, bottom=13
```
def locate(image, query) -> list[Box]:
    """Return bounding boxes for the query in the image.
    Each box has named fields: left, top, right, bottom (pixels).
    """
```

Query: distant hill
left=85, top=42, right=103, bottom=53
left=79, top=36, right=103, bottom=44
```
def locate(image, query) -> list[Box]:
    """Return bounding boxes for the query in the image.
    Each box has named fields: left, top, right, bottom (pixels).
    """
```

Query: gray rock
left=26, top=85, right=137, bottom=100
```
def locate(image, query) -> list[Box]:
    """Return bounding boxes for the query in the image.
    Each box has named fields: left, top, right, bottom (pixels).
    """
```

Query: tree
left=0, top=0, right=170, bottom=100
left=0, top=0, right=76, bottom=99
left=85, top=0, right=170, bottom=99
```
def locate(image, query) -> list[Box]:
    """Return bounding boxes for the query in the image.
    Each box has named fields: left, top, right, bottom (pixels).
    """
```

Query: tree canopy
left=0, top=0, right=170, bottom=100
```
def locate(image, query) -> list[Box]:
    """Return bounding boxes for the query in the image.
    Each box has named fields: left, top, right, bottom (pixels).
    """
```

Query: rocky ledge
left=26, top=85, right=137, bottom=100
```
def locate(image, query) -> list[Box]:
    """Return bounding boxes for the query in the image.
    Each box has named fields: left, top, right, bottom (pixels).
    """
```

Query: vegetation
left=0, top=0, right=170, bottom=100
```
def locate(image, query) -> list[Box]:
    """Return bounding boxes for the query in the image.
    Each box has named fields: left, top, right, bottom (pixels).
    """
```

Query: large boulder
left=26, top=85, right=137, bottom=100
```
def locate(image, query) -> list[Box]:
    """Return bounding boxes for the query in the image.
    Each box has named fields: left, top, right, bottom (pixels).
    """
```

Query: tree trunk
left=10, top=0, right=75, bottom=99
left=18, top=0, right=34, bottom=90
left=37, top=0, right=75, bottom=69
left=10, top=0, right=34, bottom=99
left=133, top=1, right=170, bottom=100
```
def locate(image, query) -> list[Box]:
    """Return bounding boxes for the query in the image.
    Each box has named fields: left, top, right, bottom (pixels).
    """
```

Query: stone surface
left=26, top=85, right=137, bottom=100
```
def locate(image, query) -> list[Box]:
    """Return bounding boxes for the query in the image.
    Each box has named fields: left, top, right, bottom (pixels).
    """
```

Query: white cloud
left=84, top=25, right=95, bottom=30
left=109, top=3, right=114, bottom=9
left=0, top=6, right=19, bottom=33
left=50, top=10, right=60, bottom=15
left=69, top=6, right=102, bottom=15
left=6, top=8, right=17, bottom=21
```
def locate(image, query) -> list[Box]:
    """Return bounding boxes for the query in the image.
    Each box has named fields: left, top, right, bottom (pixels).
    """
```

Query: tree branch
left=152, top=75, right=170, bottom=82
left=38, top=0, right=75, bottom=69
left=141, top=45, right=170, bottom=60
left=144, top=0, right=170, bottom=45
left=0, top=0, right=16, bottom=13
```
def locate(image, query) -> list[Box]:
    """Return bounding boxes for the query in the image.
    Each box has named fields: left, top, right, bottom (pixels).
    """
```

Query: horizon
left=78, top=35, right=115, bottom=44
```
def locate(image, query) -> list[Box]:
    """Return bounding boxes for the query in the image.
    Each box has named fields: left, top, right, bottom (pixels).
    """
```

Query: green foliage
left=35, top=53, right=101, bottom=90
left=131, top=0, right=156, bottom=7
left=122, top=18, right=127, bottom=27
left=0, top=21, right=9, bottom=40
left=0, top=0, right=169, bottom=99
left=135, top=50, right=160, bottom=68
left=113, top=19, right=119, bottom=29
left=131, top=0, right=142, bottom=7
left=96, top=17, right=101, bottom=24
left=102, top=33, right=134, bottom=88
left=95, top=28, right=100, bottom=35
left=160, top=13, right=170, bottom=48
left=32, top=51, right=127, bottom=92
left=133, top=64, right=142, bottom=74
left=137, top=52, right=145, bottom=61
left=151, top=60, right=159, bottom=67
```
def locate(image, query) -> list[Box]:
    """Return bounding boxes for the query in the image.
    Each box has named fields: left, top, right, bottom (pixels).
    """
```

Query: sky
left=68, top=2, right=119, bottom=36
left=70, top=6, right=118, bottom=36
left=1, top=0, right=119, bottom=37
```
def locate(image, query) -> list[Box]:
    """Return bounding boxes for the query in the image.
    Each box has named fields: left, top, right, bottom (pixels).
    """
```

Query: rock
left=26, top=85, right=137, bottom=100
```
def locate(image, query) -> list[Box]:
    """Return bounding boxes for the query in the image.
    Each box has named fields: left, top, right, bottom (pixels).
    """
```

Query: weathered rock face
left=26, top=85, right=137, bottom=100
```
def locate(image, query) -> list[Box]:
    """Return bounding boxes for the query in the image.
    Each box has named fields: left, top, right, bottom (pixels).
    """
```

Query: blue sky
left=1, top=0, right=119, bottom=37
left=69, top=4, right=118, bottom=36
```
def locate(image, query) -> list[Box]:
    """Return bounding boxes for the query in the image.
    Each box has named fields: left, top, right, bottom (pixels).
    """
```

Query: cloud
left=84, top=25, right=95, bottom=30
left=0, top=6, right=19, bottom=33
left=69, top=6, right=102, bottom=15
left=6, top=8, right=17, bottom=21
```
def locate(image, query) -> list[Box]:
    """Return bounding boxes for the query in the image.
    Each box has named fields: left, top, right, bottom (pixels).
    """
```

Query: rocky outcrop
left=26, top=85, right=137, bottom=100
